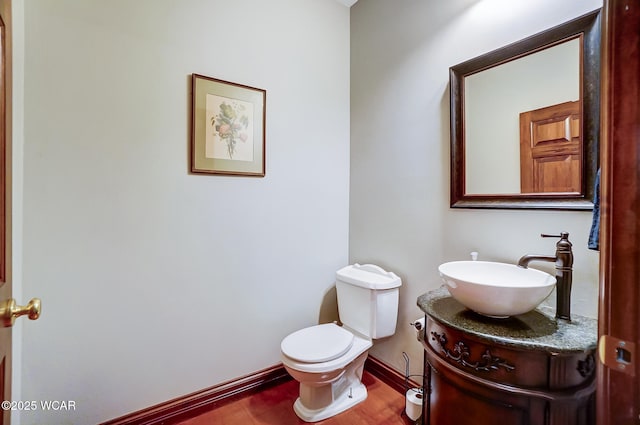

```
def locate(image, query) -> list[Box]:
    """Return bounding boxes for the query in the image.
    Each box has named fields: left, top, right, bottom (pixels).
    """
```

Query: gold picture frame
left=190, top=74, right=266, bottom=176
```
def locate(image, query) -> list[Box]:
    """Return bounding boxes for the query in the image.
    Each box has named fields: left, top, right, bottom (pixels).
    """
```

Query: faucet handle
left=541, top=232, right=569, bottom=240
left=541, top=232, right=572, bottom=251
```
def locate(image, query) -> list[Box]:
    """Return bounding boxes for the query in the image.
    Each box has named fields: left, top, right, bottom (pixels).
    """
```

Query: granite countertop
left=417, top=286, right=597, bottom=353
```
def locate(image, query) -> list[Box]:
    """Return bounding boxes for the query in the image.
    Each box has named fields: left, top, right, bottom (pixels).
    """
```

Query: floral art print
left=205, top=94, right=254, bottom=162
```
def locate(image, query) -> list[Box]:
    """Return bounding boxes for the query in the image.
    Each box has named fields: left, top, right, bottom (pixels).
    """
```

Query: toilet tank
left=335, top=264, right=402, bottom=339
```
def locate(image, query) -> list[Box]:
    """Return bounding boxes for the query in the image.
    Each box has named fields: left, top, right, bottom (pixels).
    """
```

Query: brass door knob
left=0, top=298, right=41, bottom=327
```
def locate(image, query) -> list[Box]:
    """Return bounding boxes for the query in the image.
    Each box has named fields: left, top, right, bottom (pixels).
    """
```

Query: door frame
left=596, top=0, right=640, bottom=423
left=0, top=0, right=12, bottom=424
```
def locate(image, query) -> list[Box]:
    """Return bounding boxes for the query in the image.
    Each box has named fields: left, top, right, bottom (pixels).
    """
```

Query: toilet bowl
left=281, top=323, right=372, bottom=422
left=280, top=264, right=401, bottom=422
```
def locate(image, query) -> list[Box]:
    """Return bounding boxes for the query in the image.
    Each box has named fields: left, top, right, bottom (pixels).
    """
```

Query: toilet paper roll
left=405, top=388, right=423, bottom=421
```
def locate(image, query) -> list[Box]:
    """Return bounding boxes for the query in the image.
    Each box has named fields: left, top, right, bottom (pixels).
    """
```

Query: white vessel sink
left=438, top=261, right=556, bottom=318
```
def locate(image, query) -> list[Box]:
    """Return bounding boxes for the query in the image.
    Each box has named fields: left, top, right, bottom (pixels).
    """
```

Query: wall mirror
left=450, top=10, right=601, bottom=209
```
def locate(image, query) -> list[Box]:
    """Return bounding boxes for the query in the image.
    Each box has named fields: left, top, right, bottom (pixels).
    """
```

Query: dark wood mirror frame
left=450, top=9, right=601, bottom=210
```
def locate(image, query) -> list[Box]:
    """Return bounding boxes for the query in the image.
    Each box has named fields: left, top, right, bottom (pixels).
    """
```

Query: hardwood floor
left=175, top=371, right=418, bottom=425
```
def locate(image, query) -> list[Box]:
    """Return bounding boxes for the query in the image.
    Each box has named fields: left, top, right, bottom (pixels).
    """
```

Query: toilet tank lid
left=336, top=264, right=401, bottom=289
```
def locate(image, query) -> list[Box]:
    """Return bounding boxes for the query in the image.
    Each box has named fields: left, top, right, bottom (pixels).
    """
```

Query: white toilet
left=280, top=263, right=402, bottom=422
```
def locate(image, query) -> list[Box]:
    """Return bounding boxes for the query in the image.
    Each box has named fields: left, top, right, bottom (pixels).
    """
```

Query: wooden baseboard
left=365, top=356, right=422, bottom=394
left=100, top=356, right=417, bottom=425
left=99, top=364, right=290, bottom=425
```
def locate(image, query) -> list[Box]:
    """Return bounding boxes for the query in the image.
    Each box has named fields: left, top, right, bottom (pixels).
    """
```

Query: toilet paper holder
left=402, top=352, right=423, bottom=392
left=402, top=352, right=423, bottom=422
left=410, top=317, right=425, bottom=331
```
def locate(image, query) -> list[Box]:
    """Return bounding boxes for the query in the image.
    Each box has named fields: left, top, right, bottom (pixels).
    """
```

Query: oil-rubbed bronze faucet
left=517, top=232, right=573, bottom=321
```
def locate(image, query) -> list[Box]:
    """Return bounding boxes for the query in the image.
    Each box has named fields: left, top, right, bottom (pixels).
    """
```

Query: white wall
left=350, top=0, right=602, bottom=380
left=19, top=0, right=350, bottom=423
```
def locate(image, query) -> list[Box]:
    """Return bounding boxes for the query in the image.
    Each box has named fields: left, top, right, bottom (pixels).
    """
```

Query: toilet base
left=293, top=381, right=367, bottom=422
left=282, top=337, right=372, bottom=422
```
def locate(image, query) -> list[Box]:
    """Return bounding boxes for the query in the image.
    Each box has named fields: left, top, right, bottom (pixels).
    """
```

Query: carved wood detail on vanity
left=430, top=330, right=516, bottom=373
left=577, top=353, right=596, bottom=378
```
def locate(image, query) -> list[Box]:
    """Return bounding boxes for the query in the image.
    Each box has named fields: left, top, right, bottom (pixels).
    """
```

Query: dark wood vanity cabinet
left=417, top=288, right=597, bottom=425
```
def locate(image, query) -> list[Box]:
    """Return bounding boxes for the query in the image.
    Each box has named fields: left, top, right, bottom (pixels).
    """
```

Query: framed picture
left=190, top=74, right=266, bottom=176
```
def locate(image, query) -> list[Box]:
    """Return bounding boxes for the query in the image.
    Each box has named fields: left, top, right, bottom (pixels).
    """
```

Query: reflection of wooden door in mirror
left=519, top=101, right=581, bottom=193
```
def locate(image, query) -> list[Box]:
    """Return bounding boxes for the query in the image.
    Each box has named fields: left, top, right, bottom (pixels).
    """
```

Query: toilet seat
left=281, top=323, right=354, bottom=363
left=281, top=324, right=372, bottom=374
